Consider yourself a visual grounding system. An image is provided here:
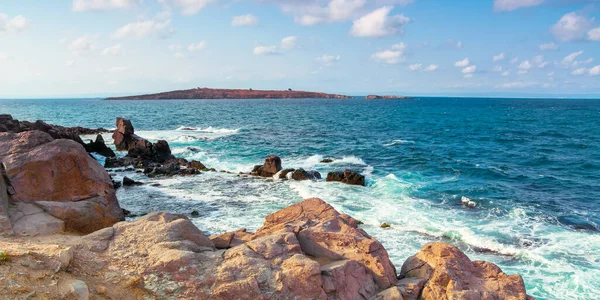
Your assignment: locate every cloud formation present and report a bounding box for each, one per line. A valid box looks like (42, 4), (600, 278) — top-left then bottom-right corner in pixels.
(371, 43), (406, 64)
(454, 58), (470, 67)
(493, 0), (544, 12)
(551, 12), (595, 42)
(0, 14), (30, 34)
(254, 45), (278, 55)
(281, 36), (297, 49)
(232, 14), (259, 26)
(113, 19), (173, 39)
(350, 6), (410, 37)
(72, 0), (139, 12)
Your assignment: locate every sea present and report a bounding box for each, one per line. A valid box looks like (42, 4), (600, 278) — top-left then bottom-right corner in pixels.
(1, 97), (599, 299)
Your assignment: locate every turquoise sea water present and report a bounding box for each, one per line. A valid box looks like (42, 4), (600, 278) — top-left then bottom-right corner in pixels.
(1, 97), (600, 299)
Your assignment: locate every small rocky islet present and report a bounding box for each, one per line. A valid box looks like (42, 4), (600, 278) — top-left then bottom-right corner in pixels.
(0, 115), (534, 299)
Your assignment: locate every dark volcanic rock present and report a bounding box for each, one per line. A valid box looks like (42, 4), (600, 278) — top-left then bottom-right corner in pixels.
(320, 158), (334, 163)
(326, 170), (365, 186)
(85, 134), (116, 157)
(278, 168), (295, 179)
(291, 168), (322, 181)
(123, 176), (143, 186)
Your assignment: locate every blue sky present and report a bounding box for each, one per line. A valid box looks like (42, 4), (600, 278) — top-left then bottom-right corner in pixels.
(1, 0), (599, 98)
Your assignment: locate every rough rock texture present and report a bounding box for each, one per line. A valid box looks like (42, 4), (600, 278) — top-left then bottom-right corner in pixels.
(106, 87), (351, 100)
(0, 131), (124, 234)
(401, 242), (529, 300)
(84, 134), (115, 157)
(257, 198), (397, 289)
(326, 170), (366, 186)
(9, 202), (65, 236)
(321, 260), (379, 300)
(251, 156), (283, 177)
(365, 95), (409, 100)
(0, 174), (13, 234)
(291, 168), (322, 181)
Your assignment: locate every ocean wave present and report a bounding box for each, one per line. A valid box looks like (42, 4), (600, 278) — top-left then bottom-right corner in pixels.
(383, 139), (415, 146)
(175, 126), (240, 134)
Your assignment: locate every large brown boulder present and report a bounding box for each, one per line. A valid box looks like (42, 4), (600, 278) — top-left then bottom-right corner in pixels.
(256, 198), (397, 289)
(250, 155), (283, 177)
(0, 131), (124, 234)
(400, 242), (529, 300)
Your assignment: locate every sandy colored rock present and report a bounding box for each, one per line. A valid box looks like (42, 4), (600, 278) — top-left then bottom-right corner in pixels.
(257, 198), (397, 289)
(401, 242), (528, 300)
(369, 286), (404, 300)
(210, 228), (254, 249)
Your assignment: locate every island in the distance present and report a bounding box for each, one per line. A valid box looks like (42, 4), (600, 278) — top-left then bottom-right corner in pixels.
(105, 87), (352, 100)
(365, 95), (411, 99)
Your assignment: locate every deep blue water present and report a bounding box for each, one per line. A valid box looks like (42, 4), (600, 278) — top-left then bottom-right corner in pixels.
(1, 97), (599, 299)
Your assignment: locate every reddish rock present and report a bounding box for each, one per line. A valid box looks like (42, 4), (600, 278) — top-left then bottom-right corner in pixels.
(401, 242), (529, 300)
(263, 155), (282, 176)
(210, 229), (254, 249)
(321, 260), (379, 299)
(0, 131), (124, 234)
(257, 198), (397, 289)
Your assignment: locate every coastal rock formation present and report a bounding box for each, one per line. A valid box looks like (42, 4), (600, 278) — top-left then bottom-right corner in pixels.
(0, 114), (108, 148)
(291, 168), (322, 181)
(400, 242), (529, 300)
(251, 155), (283, 177)
(106, 88), (351, 100)
(84, 134), (116, 157)
(0, 130), (124, 234)
(326, 170), (366, 186)
(0, 197), (532, 299)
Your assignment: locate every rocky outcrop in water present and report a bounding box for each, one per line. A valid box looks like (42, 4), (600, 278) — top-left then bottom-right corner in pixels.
(0, 130), (124, 235)
(0, 114), (110, 157)
(84, 134), (116, 157)
(105, 87), (351, 100)
(326, 170), (366, 186)
(365, 95), (410, 100)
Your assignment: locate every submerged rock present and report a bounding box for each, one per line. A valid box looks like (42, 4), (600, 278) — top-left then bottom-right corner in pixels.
(291, 168), (322, 181)
(326, 169), (366, 186)
(122, 177), (143, 186)
(320, 158), (334, 163)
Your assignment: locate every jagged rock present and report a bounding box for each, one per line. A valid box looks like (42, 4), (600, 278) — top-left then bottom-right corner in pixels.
(256, 198), (397, 289)
(0, 172), (11, 234)
(0, 131), (124, 234)
(122, 177), (143, 186)
(321, 260), (379, 299)
(395, 277), (427, 300)
(209, 229), (254, 249)
(8, 202), (65, 236)
(291, 168), (322, 181)
(263, 155), (282, 175)
(400, 242), (529, 300)
(84, 134), (115, 157)
(326, 170), (366, 186)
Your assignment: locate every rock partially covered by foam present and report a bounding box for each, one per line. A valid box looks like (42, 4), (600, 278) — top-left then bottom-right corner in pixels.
(400, 242), (530, 300)
(0, 130), (124, 234)
(326, 169), (366, 186)
(251, 155), (283, 177)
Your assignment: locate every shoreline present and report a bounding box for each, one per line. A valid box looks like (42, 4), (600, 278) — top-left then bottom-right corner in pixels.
(0, 115), (535, 299)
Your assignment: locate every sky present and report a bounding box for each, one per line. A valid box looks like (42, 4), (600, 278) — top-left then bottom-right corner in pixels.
(1, 0), (600, 98)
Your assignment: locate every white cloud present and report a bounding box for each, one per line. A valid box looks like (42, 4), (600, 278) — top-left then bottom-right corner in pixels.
(0, 14), (31, 34)
(518, 70), (529, 75)
(562, 50), (584, 66)
(462, 65), (477, 73)
(408, 63), (422, 71)
(454, 58), (470, 67)
(350, 6), (411, 37)
(174, 0), (216, 15)
(551, 12), (594, 42)
(232, 14), (259, 27)
(372, 50), (405, 64)
(285, 0), (366, 25)
(532, 55), (548, 68)
(493, 65), (503, 72)
(493, 0), (544, 12)
(588, 27), (600, 41)
(502, 71), (510, 76)
(108, 66), (128, 72)
(424, 64), (438, 72)
(68, 35), (96, 55)
(539, 42), (558, 51)
(589, 65), (600, 76)
(572, 68), (586, 75)
(188, 41), (206, 51)
(316, 54), (341, 65)
(102, 44), (122, 56)
(519, 60), (532, 70)
(510, 57), (519, 64)
(281, 36), (297, 49)
(497, 82), (537, 88)
(113, 19), (173, 39)
(254, 45), (278, 55)
(464, 74), (473, 79)
(493, 53), (505, 62)
(72, 0), (139, 12)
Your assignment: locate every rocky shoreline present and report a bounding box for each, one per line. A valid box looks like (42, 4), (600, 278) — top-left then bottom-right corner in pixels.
(0, 116), (534, 299)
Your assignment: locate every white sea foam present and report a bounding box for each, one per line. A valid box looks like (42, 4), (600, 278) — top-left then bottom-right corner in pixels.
(175, 126), (240, 134)
(383, 139), (415, 146)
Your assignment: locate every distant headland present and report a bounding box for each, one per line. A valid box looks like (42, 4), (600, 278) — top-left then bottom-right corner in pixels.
(105, 87), (351, 100)
(365, 95), (411, 100)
